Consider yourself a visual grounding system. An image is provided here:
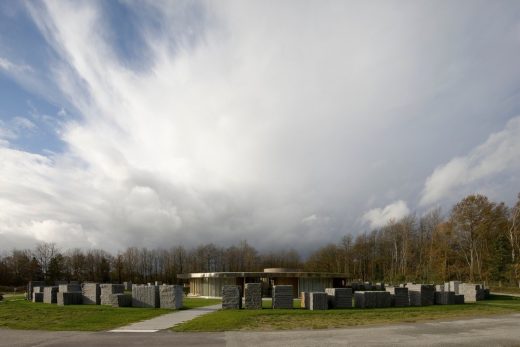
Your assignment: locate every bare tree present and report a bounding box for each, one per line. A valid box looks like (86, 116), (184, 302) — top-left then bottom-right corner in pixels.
(34, 242), (57, 281)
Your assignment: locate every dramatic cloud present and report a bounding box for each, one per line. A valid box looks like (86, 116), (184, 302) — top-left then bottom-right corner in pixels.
(362, 201), (411, 229)
(0, 1), (520, 252)
(420, 116), (520, 206)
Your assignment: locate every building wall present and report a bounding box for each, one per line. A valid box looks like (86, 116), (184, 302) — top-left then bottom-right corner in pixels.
(190, 276), (337, 297)
(190, 277), (235, 297)
(298, 277), (333, 294)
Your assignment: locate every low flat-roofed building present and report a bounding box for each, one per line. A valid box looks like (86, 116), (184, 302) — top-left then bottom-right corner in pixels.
(178, 268), (347, 298)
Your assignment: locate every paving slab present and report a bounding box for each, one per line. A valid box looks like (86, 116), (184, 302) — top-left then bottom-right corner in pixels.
(109, 304), (221, 332)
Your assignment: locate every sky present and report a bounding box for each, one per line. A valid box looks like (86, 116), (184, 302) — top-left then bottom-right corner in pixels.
(1, 0), (520, 253)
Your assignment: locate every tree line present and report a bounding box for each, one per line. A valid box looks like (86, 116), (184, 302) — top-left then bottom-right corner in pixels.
(1, 193), (519, 287)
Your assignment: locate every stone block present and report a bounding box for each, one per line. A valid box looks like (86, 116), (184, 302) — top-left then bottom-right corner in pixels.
(375, 291), (391, 308)
(454, 294), (465, 304)
(244, 283), (262, 309)
(300, 292), (310, 309)
(32, 292), (44, 303)
(449, 281), (461, 294)
(43, 286), (58, 304)
(132, 285), (160, 308)
(100, 284), (124, 305)
(386, 287), (409, 307)
(272, 285), (293, 309)
(26, 281), (44, 301)
(434, 291), (455, 305)
(325, 288), (352, 309)
(459, 283), (486, 302)
(59, 284), (82, 293)
(82, 283), (101, 305)
(109, 293), (132, 307)
(308, 292), (328, 310)
(407, 284), (435, 306)
(354, 291), (377, 308)
(159, 285), (184, 309)
(57, 292), (83, 305)
(222, 285), (242, 309)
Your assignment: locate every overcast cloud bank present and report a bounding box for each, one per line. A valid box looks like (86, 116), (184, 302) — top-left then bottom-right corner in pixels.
(1, 1), (520, 252)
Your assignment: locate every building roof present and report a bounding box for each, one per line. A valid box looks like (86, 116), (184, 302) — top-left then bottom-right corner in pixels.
(178, 271), (348, 279)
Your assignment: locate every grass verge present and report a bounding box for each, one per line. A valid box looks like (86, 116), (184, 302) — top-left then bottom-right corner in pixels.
(172, 295), (520, 332)
(0, 295), (220, 331)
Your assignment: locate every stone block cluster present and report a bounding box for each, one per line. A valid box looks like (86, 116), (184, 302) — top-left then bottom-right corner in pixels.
(29, 281), (183, 309)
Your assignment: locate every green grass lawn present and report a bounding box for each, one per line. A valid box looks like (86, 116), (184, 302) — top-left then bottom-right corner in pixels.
(0, 295), (220, 331)
(173, 295), (520, 332)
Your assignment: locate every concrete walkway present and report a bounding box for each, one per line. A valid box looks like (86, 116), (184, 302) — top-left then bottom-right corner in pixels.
(109, 304), (221, 333)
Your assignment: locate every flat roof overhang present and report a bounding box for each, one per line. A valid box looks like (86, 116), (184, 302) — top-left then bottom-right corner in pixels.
(178, 272), (348, 279)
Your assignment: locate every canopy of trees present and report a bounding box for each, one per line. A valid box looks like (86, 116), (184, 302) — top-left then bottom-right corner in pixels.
(1, 193), (519, 287)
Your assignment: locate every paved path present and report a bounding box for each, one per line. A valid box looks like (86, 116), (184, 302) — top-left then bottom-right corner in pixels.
(3, 313), (520, 346)
(109, 304), (221, 332)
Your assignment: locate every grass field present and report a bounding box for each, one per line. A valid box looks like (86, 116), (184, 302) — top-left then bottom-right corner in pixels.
(0, 295), (220, 331)
(173, 295), (520, 332)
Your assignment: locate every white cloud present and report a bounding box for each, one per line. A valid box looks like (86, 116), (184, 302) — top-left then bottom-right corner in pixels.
(362, 200), (411, 229)
(420, 116), (520, 206)
(1, 1), (520, 251)
(0, 57), (32, 72)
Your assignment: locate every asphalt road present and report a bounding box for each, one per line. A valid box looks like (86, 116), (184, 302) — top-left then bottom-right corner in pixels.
(2, 314), (520, 347)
